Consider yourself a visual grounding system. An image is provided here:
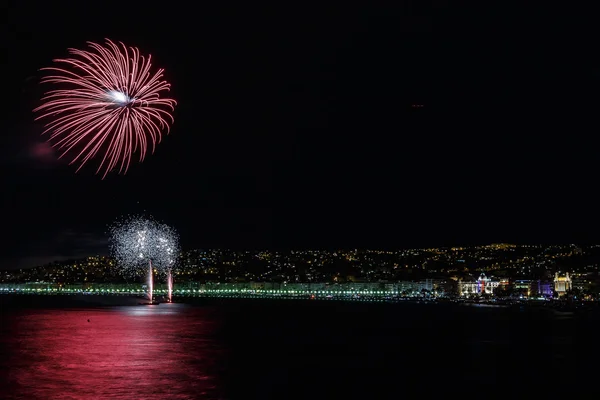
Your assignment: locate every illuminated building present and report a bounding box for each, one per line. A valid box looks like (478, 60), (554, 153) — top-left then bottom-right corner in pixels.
(458, 274), (500, 296)
(554, 273), (572, 296)
(536, 281), (553, 297)
(513, 280), (531, 294)
(512, 279), (552, 297)
(570, 273), (591, 291)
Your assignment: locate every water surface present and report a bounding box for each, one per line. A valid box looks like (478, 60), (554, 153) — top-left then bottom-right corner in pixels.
(1, 297), (597, 399)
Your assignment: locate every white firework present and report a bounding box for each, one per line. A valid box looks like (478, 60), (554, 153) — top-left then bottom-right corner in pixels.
(109, 215), (179, 277)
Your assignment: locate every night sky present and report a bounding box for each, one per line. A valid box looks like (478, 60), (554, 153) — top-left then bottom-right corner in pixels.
(1, 3), (600, 269)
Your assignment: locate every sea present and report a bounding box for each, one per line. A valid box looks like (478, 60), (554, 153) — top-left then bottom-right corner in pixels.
(0, 296), (598, 399)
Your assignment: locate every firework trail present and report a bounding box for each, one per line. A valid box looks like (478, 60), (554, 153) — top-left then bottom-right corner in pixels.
(34, 39), (177, 178)
(109, 215), (179, 278)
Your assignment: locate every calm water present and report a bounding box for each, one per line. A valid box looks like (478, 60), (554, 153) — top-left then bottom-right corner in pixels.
(1, 297), (598, 399)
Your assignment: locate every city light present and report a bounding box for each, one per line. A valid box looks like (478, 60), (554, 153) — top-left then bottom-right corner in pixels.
(0, 243), (597, 302)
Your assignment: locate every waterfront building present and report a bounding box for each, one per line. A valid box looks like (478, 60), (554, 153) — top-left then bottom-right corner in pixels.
(513, 279), (531, 296)
(535, 280), (553, 297)
(554, 273), (572, 296)
(458, 274), (500, 296)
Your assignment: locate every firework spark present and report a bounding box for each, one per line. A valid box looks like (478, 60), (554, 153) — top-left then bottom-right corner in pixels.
(109, 215), (179, 278)
(34, 39), (177, 178)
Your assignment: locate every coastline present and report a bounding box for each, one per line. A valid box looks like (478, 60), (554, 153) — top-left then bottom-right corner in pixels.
(1, 292), (598, 316)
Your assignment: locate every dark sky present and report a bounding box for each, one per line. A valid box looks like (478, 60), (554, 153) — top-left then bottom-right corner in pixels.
(1, 3), (600, 268)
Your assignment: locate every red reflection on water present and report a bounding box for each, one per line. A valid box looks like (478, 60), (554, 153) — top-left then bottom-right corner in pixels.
(3, 304), (224, 399)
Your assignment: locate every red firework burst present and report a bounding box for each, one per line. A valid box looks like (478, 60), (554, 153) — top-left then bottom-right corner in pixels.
(34, 39), (177, 178)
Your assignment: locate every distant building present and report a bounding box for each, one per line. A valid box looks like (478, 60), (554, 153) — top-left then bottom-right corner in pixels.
(458, 274), (500, 296)
(570, 274), (590, 292)
(536, 280), (553, 297)
(554, 273), (572, 296)
(513, 280), (531, 295)
(496, 279), (551, 298)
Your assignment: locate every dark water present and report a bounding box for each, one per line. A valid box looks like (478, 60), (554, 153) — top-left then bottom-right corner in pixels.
(1, 297), (598, 399)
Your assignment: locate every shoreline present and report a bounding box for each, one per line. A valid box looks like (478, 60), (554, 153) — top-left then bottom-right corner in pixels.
(1, 292), (597, 314)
